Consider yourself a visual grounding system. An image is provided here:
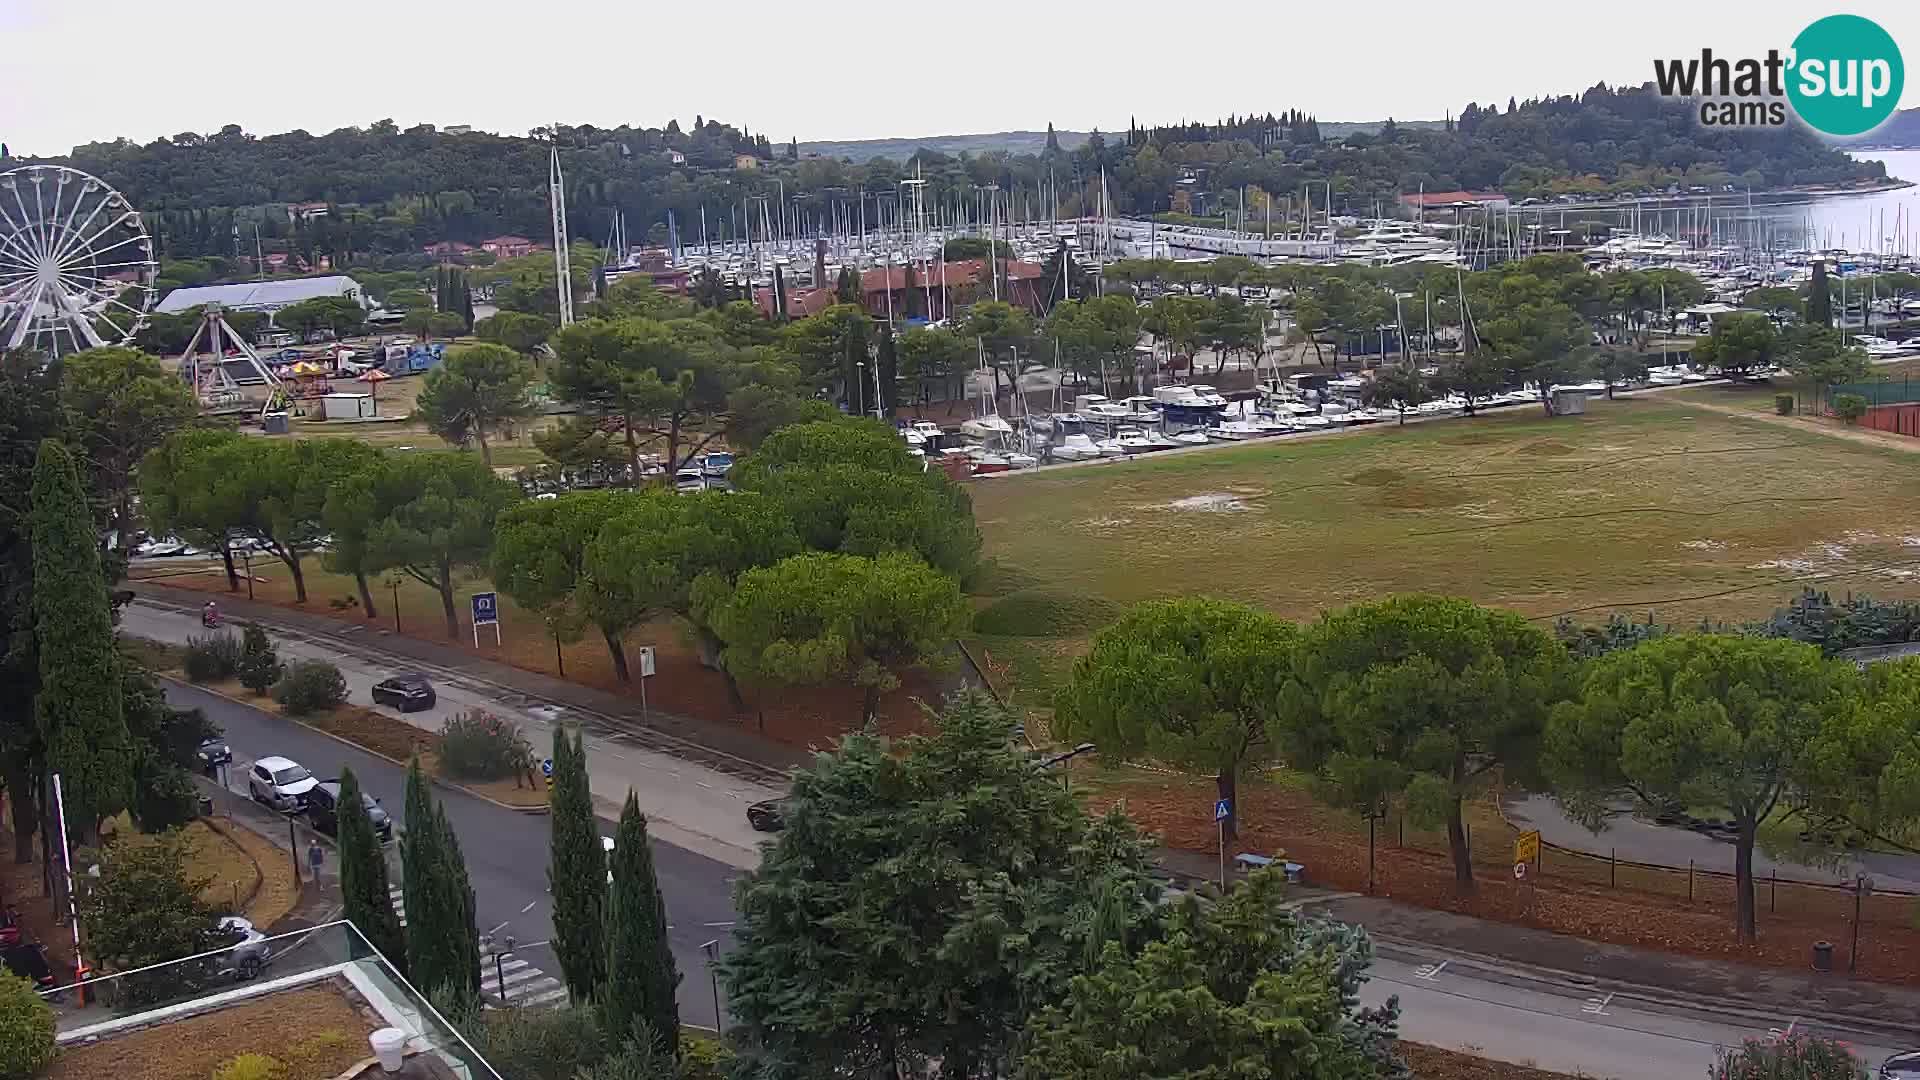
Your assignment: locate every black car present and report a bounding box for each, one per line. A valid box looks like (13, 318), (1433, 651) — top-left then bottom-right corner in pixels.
(306, 781), (393, 843)
(1882, 1051), (1920, 1079)
(746, 798), (788, 832)
(372, 673), (436, 712)
(197, 736), (233, 770)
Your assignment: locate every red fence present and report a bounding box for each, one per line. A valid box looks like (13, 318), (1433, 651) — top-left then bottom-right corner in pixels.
(1863, 403), (1920, 437)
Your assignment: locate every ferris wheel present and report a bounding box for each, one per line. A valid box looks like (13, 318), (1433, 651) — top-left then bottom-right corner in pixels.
(0, 165), (158, 356)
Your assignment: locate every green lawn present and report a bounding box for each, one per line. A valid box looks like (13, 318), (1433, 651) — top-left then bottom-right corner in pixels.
(968, 395), (1920, 703)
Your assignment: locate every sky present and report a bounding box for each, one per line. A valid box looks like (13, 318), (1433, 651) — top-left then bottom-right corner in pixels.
(5, 1), (1920, 156)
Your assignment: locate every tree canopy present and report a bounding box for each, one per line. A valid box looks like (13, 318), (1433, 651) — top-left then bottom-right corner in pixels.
(414, 344), (538, 465)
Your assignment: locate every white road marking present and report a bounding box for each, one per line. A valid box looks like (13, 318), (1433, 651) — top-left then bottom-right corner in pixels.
(520, 901), (538, 913)
(486, 920), (511, 936)
(1582, 993), (1614, 1016)
(1414, 961), (1449, 981)
(702, 921), (735, 928)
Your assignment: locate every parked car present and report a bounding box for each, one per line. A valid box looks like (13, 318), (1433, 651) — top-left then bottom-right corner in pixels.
(674, 469), (706, 493)
(1882, 1051), (1920, 1078)
(217, 916), (272, 980)
(698, 452), (734, 478)
(306, 781), (393, 843)
(746, 798), (788, 832)
(372, 673), (436, 712)
(197, 736), (233, 771)
(247, 756), (318, 811)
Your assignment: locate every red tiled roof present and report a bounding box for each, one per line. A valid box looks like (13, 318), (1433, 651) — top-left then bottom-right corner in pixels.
(483, 235), (535, 246)
(858, 259), (1042, 293)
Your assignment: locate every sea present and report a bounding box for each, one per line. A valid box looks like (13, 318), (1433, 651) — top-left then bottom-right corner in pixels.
(1756, 149), (1920, 254)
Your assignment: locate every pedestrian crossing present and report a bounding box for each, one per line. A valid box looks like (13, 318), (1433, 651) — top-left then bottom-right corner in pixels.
(388, 886), (568, 1008)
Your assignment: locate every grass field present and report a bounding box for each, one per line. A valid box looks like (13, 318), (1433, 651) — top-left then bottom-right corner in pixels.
(969, 393), (1920, 702)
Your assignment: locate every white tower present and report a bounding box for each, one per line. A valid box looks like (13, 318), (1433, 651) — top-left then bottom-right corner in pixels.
(550, 146), (575, 326)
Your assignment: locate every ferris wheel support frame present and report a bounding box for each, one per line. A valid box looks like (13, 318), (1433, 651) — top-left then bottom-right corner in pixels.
(178, 303), (283, 420)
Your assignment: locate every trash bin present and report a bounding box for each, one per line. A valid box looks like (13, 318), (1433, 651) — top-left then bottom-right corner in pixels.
(1812, 940), (1834, 972)
(198, 795), (214, 818)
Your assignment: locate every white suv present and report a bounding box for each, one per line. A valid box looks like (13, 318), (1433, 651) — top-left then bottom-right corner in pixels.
(248, 756), (318, 811)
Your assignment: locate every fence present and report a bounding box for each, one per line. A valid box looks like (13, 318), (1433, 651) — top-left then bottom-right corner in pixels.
(1861, 403), (1920, 437)
(1828, 378), (1920, 407)
(1384, 807), (1920, 931)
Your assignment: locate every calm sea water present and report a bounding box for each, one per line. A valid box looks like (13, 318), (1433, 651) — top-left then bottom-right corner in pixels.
(1763, 150), (1920, 253)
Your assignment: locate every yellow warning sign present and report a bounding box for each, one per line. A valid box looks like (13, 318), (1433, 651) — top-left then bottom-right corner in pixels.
(1513, 829), (1541, 864)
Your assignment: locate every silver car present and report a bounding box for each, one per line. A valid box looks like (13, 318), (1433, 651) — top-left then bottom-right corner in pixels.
(247, 756), (318, 811)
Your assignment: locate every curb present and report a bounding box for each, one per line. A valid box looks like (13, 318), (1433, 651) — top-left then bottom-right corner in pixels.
(198, 816), (267, 914)
(164, 675), (552, 816)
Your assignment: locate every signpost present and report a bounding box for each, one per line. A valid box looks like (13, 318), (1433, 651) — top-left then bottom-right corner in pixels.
(1513, 829), (1541, 865)
(471, 592), (501, 648)
(637, 646), (656, 721)
(1214, 798), (1231, 890)
(541, 757), (554, 790)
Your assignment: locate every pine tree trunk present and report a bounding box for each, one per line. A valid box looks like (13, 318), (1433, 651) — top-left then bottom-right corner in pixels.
(1734, 821), (1758, 943)
(623, 411), (639, 486)
(861, 684), (880, 728)
(355, 570), (378, 619)
(286, 549), (309, 603)
(1446, 796), (1475, 891)
(604, 628), (631, 682)
(476, 428), (492, 468)
(439, 571), (458, 639)
(221, 547), (240, 592)
(5, 759), (38, 864)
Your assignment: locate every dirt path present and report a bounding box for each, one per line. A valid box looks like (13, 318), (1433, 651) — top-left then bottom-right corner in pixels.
(1678, 395), (1920, 454)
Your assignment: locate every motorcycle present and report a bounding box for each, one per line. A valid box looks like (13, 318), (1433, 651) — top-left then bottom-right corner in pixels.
(201, 608), (222, 629)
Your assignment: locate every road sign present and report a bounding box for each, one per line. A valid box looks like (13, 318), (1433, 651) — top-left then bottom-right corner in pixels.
(540, 758), (553, 778)
(1513, 829), (1541, 864)
(1214, 799), (1231, 822)
(638, 645), (656, 678)
(471, 592), (502, 647)
(1513, 862), (1529, 881)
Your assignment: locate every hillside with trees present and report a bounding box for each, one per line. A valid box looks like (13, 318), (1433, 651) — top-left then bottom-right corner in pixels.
(19, 83), (1881, 266)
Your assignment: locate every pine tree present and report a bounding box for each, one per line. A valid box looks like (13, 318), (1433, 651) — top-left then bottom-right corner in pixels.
(458, 272), (474, 327)
(548, 729), (606, 1002)
(402, 757), (481, 1008)
(31, 439), (131, 843)
(603, 793), (679, 1057)
(1810, 260), (1833, 327)
(337, 766), (405, 972)
(1045, 123), (1062, 155)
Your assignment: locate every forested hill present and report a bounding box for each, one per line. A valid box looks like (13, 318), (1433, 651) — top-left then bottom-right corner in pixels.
(1828, 106), (1920, 148)
(15, 84), (1881, 263)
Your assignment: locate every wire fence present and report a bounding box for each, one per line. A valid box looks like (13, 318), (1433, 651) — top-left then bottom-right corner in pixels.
(1384, 809), (1920, 930)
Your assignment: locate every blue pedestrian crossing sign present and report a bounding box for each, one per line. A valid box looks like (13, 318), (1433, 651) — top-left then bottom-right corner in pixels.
(540, 758), (553, 778)
(1214, 799), (1231, 822)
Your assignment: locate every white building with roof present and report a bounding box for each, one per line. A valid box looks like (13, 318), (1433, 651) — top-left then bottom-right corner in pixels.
(155, 275), (365, 315)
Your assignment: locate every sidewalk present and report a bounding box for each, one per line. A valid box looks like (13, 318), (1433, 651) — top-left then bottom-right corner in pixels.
(130, 590), (781, 869)
(1156, 846), (1920, 1046)
(196, 775), (342, 934)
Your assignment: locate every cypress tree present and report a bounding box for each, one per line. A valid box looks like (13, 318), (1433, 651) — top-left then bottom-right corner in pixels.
(603, 792), (679, 1057)
(458, 272), (474, 327)
(402, 757), (479, 1008)
(337, 766), (405, 972)
(31, 439), (131, 843)
(548, 729), (606, 1002)
(1810, 260), (1833, 327)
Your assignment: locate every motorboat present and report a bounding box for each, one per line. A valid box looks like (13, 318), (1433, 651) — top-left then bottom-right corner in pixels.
(1645, 367), (1686, 386)
(1293, 414), (1331, 430)
(1345, 408), (1383, 425)
(1092, 437), (1126, 457)
(1207, 420), (1266, 441)
(1116, 428), (1178, 454)
(1168, 429), (1211, 446)
(1081, 401), (1134, 423)
(1004, 452), (1038, 469)
(1052, 434), (1104, 461)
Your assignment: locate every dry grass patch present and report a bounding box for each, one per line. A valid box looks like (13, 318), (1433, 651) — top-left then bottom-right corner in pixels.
(44, 984), (375, 1080)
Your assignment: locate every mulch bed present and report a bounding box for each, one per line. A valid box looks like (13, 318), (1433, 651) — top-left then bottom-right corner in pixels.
(1090, 772), (1920, 986)
(45, 983), (376, 1080)
(1400, 1042), (1585, 1080)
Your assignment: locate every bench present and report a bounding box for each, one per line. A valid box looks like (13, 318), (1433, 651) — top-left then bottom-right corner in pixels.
(1234, 853), (1305, 883)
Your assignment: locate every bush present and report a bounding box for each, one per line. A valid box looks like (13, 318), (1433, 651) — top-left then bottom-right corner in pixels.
(1832, 392), (1869, 425)
(236, 624), (283, 695)
(0, 973), (55, 1078)
(437, 709), (534, 782)
(468, 1004), (607, 1080)
(273, 660), (348, 716)
(679, 1030), (735, 1080)
(211, 1053), (286, 1080)
(1710, 1035), (1864, 1079)
(184, 631), (243, 683)
(972, 588), (1121, 637)
(132, 763), (201, 832)
(1775, 393), (1795, 416)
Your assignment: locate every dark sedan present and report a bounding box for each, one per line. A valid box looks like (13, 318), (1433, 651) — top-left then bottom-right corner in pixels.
(197, 736), (233, 771)
(305, 781), (393, 843)
(746, 798), (788, 832)
(371, 673), (436, 713)
(1883, 1051), (1920, 1079)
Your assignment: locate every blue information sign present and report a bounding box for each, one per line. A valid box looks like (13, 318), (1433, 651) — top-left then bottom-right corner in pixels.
(540, 758), (554, 778)
(1214, 799), (1231, 822)
(471, 591), (499, 626)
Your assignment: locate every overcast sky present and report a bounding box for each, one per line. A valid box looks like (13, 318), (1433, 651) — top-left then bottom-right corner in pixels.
(5, 0), (1919, 155)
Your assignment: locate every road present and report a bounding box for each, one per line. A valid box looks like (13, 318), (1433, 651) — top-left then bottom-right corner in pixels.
(166, 680), (741, 1028)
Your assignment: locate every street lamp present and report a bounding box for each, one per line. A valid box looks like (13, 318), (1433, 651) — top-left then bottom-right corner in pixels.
(1034, 743), (1097, 790)
(700, 938), (722, 1030)
(385, 573), (401, 634)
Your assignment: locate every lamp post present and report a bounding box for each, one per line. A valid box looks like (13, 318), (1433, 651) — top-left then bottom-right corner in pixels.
(241, 544), (254, 601)
(387, 575), (401, 634)
(701, 938), (722, 1029)
(1034, 743), (1097, 791)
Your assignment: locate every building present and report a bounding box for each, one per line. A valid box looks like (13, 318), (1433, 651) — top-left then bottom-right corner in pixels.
(155, 274), (365, 315)
(480, 235), (537, 259)
(1398, 190), (1512, 212)
(423, 240), (477, 259)
(287, 202), (330, 221)
(443, 124), (474, 135)
(734, 154), (760, 171)
(603, 249), (692, 295)
(752, 259), (1049, 322)
(665, 149), (687, 165)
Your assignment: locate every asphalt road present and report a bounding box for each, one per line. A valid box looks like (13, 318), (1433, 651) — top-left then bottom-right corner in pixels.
(165, 680), (741, 1028)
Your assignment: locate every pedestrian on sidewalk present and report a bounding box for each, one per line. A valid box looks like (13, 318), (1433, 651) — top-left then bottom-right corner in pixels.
(307, 839), (325, 882)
